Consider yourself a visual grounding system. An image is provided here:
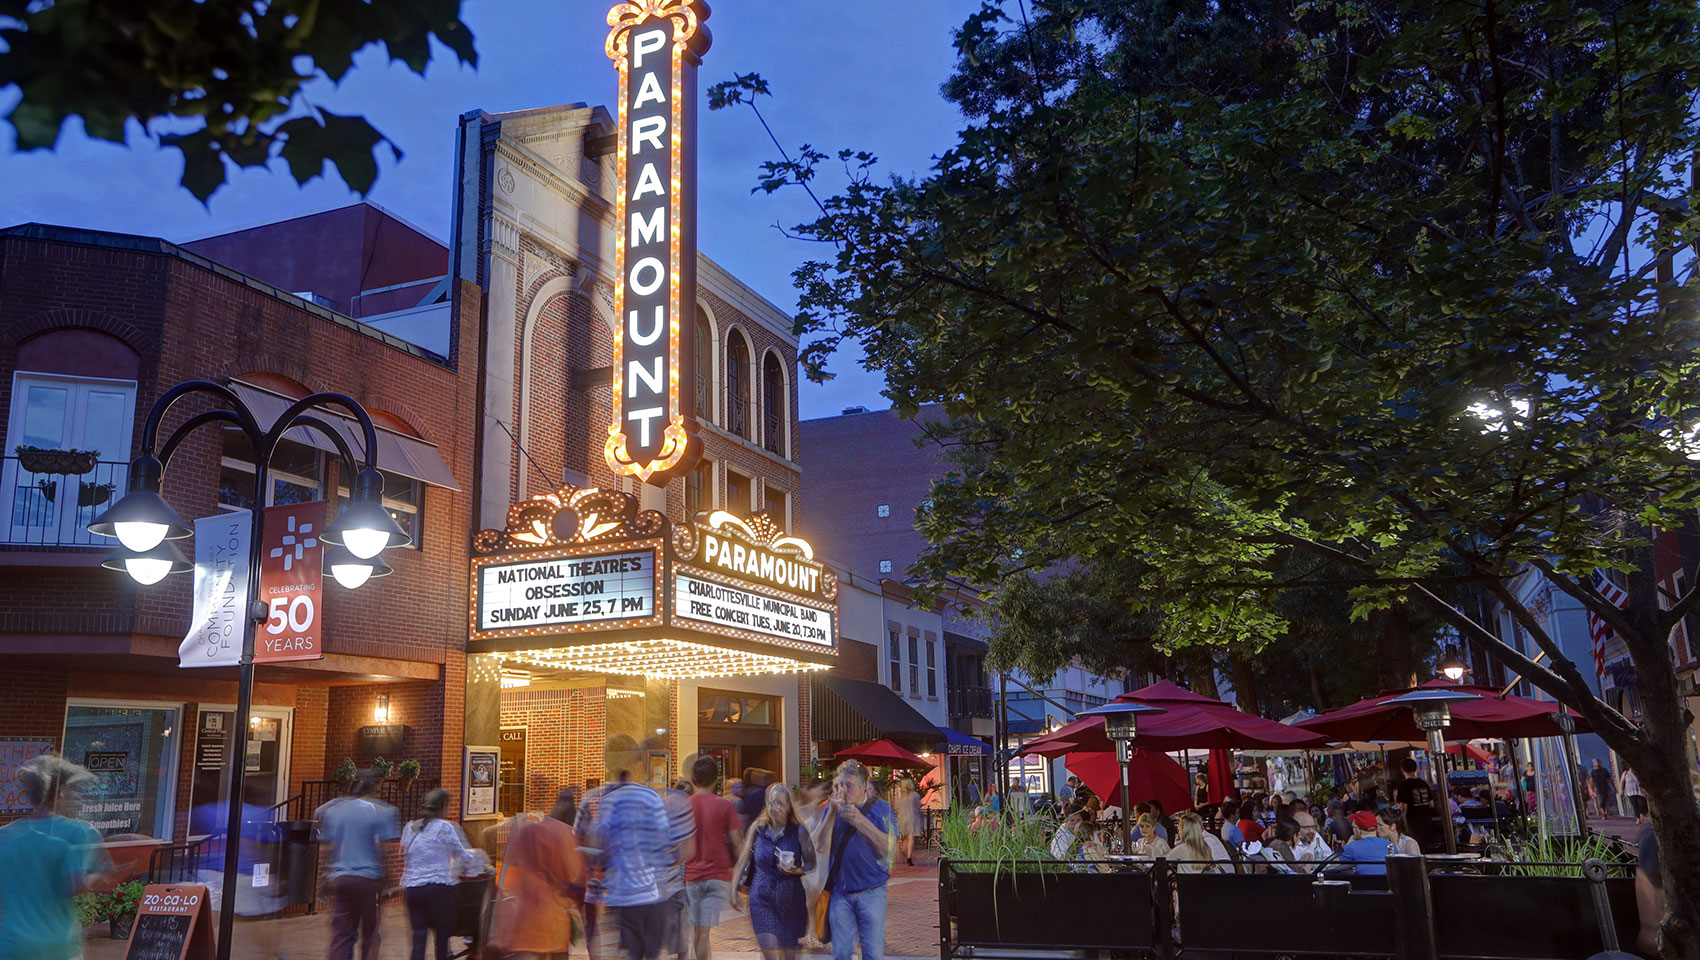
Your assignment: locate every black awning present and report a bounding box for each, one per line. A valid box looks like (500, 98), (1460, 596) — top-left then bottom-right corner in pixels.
(812, 675), (941, 751)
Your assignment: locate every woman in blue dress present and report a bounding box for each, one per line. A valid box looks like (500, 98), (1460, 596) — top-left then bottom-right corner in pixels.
(731, 782), (817, 960)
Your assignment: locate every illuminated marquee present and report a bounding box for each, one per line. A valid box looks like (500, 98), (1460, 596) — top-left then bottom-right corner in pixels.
(675, 511), (834, 600)
(604, 0), (711, 482)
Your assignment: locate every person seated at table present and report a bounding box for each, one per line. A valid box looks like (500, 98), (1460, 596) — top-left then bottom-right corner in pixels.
(1050, 810), (1088, 860)
(1149, 798), (1177, 843)
(1218, 800), (1245, 848)
(1263, 818), (1299, 863)
(1129, 803), (1170, 844)
(1236, 802), (1266, 844)
(1170, 812), (1231, 874)
(1457, 788), (1493, 821)
(1292, 815), (1333, 863)
(1376, 808), (1421, 856)
(1131, 812), (1171, 858)
(1337, 812), (1397, 876)
(1324, 800), (1353, 846)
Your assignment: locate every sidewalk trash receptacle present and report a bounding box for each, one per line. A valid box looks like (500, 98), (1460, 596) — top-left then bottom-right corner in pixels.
(280, 820), (317, 905)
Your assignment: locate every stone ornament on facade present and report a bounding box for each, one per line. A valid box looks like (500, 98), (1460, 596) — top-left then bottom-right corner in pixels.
(472, 483), (669, 555)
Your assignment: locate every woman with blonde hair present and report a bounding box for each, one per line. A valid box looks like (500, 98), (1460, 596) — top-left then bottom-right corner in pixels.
(732, 782), (817, 960)
(1169, 811), (1230, 874)
(1132, 812), (1171, 857)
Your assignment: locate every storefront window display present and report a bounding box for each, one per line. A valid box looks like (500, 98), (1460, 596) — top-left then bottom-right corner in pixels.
(61, 700), (181, 839)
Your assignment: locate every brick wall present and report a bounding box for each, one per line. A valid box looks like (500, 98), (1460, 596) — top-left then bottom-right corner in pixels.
(499, 686), (608, 810)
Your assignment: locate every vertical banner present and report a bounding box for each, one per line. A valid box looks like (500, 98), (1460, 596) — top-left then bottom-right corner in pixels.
(257, 502), (325, 663)
(180, 510), (252, 668)
(604, 0), (710, 483)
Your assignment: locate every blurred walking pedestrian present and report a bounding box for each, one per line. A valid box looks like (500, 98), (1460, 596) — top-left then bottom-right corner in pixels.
(401, 788), (482, 960)
(732, 783), (816, 960)
(487, 789), (586, 960)
(816, 760), (897, 960)
(317, 768), (400, 960)
(684, 757), (742, 960)
(589, 737), (691, 960)
(0, 755), (111, 960)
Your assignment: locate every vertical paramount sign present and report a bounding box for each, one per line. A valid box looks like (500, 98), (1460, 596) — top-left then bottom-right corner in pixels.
(605, 0), (711, 483)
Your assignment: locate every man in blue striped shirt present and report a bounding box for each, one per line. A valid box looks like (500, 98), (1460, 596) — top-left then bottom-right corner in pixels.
(589, 736), (695, 960)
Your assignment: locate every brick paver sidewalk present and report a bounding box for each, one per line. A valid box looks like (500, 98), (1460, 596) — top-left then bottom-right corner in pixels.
(83, 853), (941, 960)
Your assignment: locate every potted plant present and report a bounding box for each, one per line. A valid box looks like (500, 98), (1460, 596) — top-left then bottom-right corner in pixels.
(73, 891), (103, 931)
(334, 756), (358, 787)
(398, 759), (421, 785)
(14, 445), (100, 475)
(78, 480), (117, 507)
(103, 880), (144, 940)
(371, 755), (393, 780)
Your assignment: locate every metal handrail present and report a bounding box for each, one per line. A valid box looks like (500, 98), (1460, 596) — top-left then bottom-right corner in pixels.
(0, 457), (130, 546)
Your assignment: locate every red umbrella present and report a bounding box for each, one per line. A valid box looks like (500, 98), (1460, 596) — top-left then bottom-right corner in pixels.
(832, 739), (933, 771)
(1019, 680), (1327, 755)
(1298, 680), (1590, 742)
(1066, 748), (1192, 812)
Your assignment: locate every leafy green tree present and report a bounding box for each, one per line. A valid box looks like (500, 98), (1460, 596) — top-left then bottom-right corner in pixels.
(716, 0), (1700, 952)
(0, 0), (476, 201)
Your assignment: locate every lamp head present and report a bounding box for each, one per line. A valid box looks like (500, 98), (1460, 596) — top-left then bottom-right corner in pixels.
(87, 456), (191, 551)
(101, 538), (192, 585)
(1438, 645), (1468, 683)
(1387, 688), (1478, 732)
(326, 543), (392, 589)
(323, 468), (409, 558)
(1080, 701), (1167, 741)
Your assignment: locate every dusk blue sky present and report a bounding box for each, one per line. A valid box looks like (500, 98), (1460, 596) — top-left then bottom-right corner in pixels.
(0, 1), (976, 419)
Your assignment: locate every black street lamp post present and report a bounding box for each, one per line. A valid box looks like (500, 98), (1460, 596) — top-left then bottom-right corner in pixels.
(88, 380), (408, 960)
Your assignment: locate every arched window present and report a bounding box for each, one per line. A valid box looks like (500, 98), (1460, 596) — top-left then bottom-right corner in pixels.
(762, 352), (785, 456)
(694, 305), (713, 424)
(727, 333), (750, 439)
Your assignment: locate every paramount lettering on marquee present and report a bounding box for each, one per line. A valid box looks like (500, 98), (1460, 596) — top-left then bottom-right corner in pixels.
(478, 551), (656, 632)
(604, 0), (710, 482)
(674, 574), (834, 646)
(700, 531), (823, 596)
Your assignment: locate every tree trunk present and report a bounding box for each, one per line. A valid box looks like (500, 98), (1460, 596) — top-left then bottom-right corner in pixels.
(1373, 605), (1417, 691)
(1230, 654), (1259, 714)
(1189, 653), (1221, 700)
(1619, 548), (1700, 960)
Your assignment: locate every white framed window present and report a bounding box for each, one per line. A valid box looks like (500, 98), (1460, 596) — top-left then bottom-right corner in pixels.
(62, 699), (182, 840)
(888, 630), (902, 693)
(3, 372), (135, 545)
(685, 458), (715, 517)
(219, 428), (324, 512)
(908, 634), (921, 697)
(926, 637), (938, 698)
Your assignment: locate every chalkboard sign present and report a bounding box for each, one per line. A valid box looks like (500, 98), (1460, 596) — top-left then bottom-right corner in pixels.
(124, 884), (213, 960)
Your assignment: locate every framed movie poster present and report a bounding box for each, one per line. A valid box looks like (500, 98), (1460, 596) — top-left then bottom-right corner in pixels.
(463, 745), (499, 820)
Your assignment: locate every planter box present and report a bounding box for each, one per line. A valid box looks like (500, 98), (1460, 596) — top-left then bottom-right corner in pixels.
(1430, 873), (1636, 960)
(1176, 872), (1395, 956)
(948, 866), (1155, 951)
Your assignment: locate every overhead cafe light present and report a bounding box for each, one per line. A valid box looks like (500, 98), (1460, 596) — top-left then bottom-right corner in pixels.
(606, 687), (645, 700)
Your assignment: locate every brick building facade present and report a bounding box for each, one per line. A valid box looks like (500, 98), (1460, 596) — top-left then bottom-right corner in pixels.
(452, 101), (826, 804)
(0, 219), (477, 844)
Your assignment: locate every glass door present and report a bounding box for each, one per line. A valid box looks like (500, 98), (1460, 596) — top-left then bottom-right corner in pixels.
(3, 373), (135, 544)
(188, 705), (293, 838)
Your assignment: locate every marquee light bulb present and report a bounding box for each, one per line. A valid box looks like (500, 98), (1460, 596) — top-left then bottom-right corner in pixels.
(114, 520), (169, 553)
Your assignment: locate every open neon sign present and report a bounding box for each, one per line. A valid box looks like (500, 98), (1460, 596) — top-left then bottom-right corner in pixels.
(605, 0), (710, 482)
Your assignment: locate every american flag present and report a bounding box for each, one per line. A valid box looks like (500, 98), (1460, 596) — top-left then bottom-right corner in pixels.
(1588, 571), (1629, 679)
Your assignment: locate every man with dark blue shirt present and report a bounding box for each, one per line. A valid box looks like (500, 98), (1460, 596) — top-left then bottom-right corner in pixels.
(815, 760), (897, 960)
